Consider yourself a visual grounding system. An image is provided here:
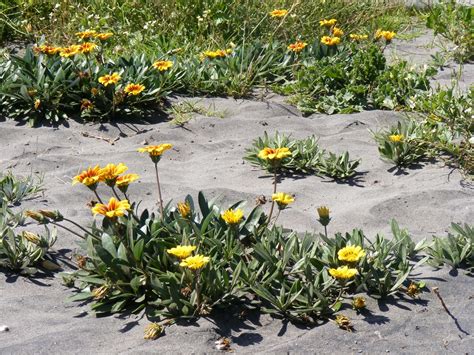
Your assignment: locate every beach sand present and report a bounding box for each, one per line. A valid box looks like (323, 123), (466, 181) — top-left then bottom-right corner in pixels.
(1, 32), (473, 354)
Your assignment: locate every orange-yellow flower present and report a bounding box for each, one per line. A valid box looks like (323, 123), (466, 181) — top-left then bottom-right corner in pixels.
(258, 147), (292, 162)
(332, 27), (344, 37)
(124, 83), (145, 96)
(34, 99), (41, 110)
(59, 45), (81, 58)
(389, 134), (404, 143)
(152, 60), (173, 71)
(79, 42), (97, 54)
(201, 49), (232, 60)
(34, 45), (60, 55)
(92, 197), (130, 218)
(115, 174), (139, 192)
(321, 36), (341, 46)
(99, 163), (128, 185)
(329, 266), (358, 280)
(288, 40), (308, 53)
(375, 29), (396, 41)
(95, 32), (113, 40)
(349, 34), (368, 41)
(177, 202), (191, 218)
(72, 165), (102, 188)
(98, 72), (121, 86)
(269, 9), (288, 18)
(75, 30), (97, 40)
(320, 19), (337, 27)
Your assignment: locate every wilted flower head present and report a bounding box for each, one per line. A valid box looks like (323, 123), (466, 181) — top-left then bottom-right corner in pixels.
(177, 202), (191, 218)
(38, 210), (63, 222)
(80, 99), (94, 111)
(180, 254), (210, 270)
(22, 231), (41, 245)
(92, 284), (109, 300)
(221, 208), (244, 225)
(124, 83), (145, 96)
(167, 245), (196, 259)
(73, 165), (102, 189)
(25, 210), (48, 224)
(329, 266), (358, 280)
(152, 60), (173, 71)
(335, 314), (353, 331)
(91, 197), (130, 218)
(287, 40), (308, 53)
(338, 245), (366, 263)
(352, 296), (366, 311)
(269, 9), (288, 17)
(144, 323), (163, 340)
(272, 192), (295, 209)
(406, 282), (423, 298)
(34, 99), (41, 110)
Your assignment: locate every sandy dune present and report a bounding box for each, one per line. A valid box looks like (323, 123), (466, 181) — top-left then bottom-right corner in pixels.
(1, 95), (473, 353)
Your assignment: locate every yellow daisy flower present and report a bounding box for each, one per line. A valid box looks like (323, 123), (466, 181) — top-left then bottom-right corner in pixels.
(221, 208), (244, 225)
(179, 254), (210, 270)
(152, 60), (173, 71)
(92, 197), (130, 218)
(124, 83), (145, 96)
(269, 9), (288, 18)
(167, 245), (197, 259)
(329, 266), (358, 280)
(337, 245), (366, 263)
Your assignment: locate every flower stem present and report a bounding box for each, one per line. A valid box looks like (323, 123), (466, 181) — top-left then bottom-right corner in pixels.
(154, 163), (164, 218)
(62, 218), (98, 240)
(267, 169), (278, 223)
(93, 190), (103, 204)
(51, 221), (86, 240)
(111, 186), (121, 200)
(195, 270), (202, 314)
(324, 225), (328, 239)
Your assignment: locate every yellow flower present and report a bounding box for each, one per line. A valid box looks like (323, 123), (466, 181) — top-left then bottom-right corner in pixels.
(34, 99), (41, 110)
(201, 49), (232, 60)
(287, 40), (308, 53)
(167, 245), (197, 259)
(152, 60), (173, 71)
(180, 254), (210, 270)
(75, 29), (97, 40)
(375, 29), (396, 41)
(80, 99), (94, 111)
(389, 134), (404, 143)
(319, 19), (337, 27)
(337, 245), (366, 263)
(95, 32), (113, 41)
(99, 163), (128, 185)
(34, 45), (60, 55)
(79, 42), (97, 54)
(91, 197), (130, 218)
(138, 144), (173, 163)
(124, 83), (145, 96)
(317, 206), (330, 219)
(272, 192), (294, 209)
(98, 72), (121, 86)
(221, 208), (244, 225)
(258, 147), (292, 162)
(352, 296), (366, 310)
(349, 34), (368, 41)
(321, 36), (341, 46)
(144, 323), (163, 340)
(59, 45), (81, 58)
(329, 266), (358, 280)
(269, 9), (288, 18)
(115, 173), (139, 193)
(72, 165), (102, 188)
(332, 27), (344, 37)
(177, 202), (191, 218)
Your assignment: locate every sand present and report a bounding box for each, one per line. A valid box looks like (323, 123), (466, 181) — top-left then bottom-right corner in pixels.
(1, 32), (474, 354)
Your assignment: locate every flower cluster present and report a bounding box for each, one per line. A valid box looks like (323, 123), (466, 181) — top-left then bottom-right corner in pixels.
(201, 49), (232, 60)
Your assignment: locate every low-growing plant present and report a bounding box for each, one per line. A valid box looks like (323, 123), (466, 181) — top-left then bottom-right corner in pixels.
(244, 131), (360, 180)
(0, 205), (57, 275)
(166, 100), (226, 127)
(426, 223), (473, 271)
(0, 171), (43, 206)
(426, 0), (474, 63)
(372, 120), (426, 167)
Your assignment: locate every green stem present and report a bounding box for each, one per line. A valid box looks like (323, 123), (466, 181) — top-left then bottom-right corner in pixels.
(154, 163), (164, 218)
(62, 217), (98, 240)
(267, 169), (278, 223)
(51, 221), (86, 240)
(93, 190), (103, 204)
